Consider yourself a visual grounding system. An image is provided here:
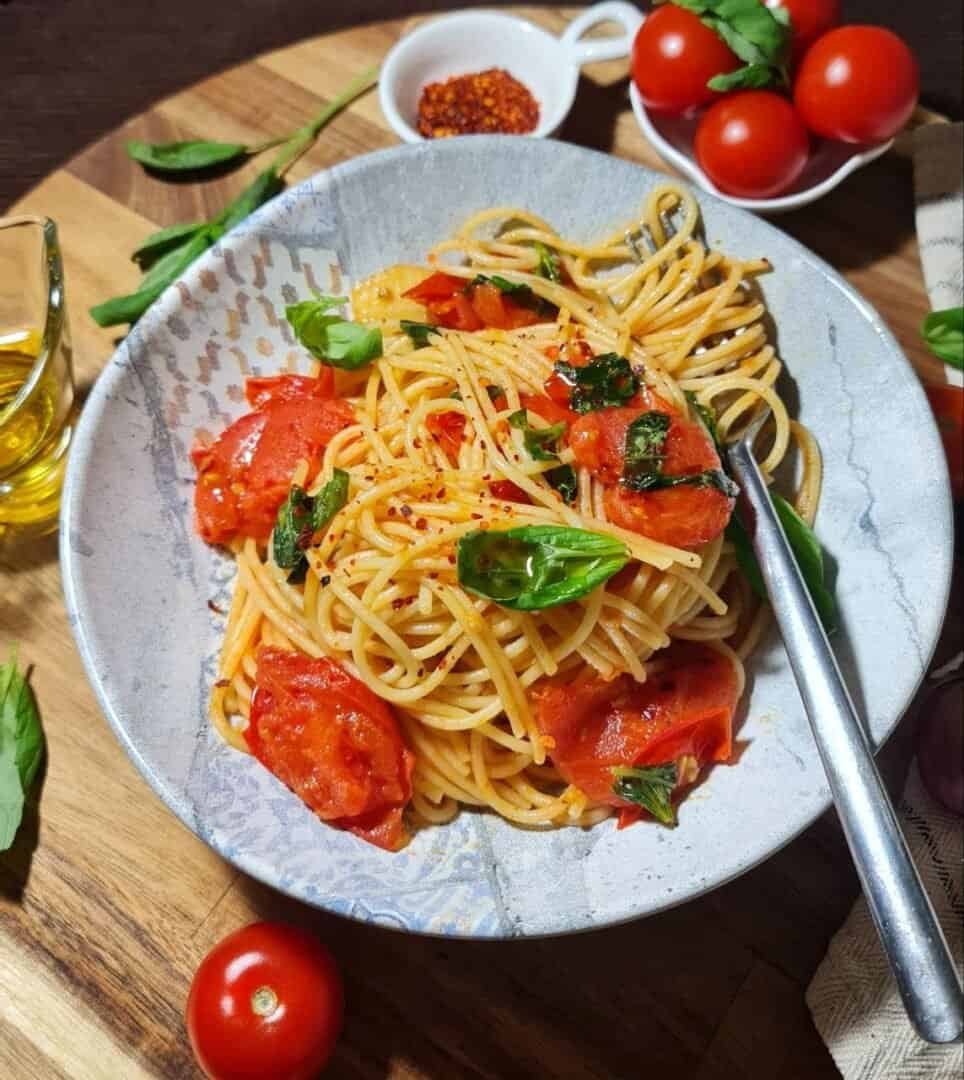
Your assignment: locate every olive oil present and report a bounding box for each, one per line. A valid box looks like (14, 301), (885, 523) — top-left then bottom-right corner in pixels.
(0, 327), (74, 532)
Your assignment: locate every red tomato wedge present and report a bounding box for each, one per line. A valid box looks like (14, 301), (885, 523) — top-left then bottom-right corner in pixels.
(532, 642), (739, 822)
(568, 388), (734, 549)
(403, 272), (552, 331)
(192, 375), (354, 546)
(489, 479), (531, 504)
(245, 370), (335, 407)
(425, 410), (467, 462)
(245, 648), (415, 852)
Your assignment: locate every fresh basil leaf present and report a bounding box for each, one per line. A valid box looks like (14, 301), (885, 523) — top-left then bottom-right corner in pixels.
(457, 525), (628, 611)
(311, 469), (350, 532)
(132, 222), (206, 269)
(546, 464), (578, 504)
(286, 295), (383, 370)
(0, 649), (44, 851)
(684, 391), (720, 450)
(400, 320), (438, 349)
(272, 486), (315, 570)
(726, 495), (836, 633)
(127, 139), (250, 173)
(555, 353), (638, 414)
(624, 411), (670, 487)
(533, 241), (562, 284)
(922, 307), (964, 370)
(612, 763), (678, 826)
(708, 62), (777, 91)
(507, 409), (566, 462)
(626, 467), (739, 497)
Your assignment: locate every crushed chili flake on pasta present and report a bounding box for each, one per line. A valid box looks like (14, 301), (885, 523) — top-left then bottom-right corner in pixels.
(417, 68), (539, 138)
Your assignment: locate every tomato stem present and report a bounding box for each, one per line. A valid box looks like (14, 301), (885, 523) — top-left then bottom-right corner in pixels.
(251, 985), (279, 1017)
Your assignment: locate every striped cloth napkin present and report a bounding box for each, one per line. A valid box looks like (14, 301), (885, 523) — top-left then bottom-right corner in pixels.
(806, 121), (963, 1079)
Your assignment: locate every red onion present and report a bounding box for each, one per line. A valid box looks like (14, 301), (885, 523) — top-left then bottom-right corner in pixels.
(916, 678), (964, 817)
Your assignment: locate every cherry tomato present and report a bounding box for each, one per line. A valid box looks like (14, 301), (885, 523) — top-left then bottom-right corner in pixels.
(793, 26), (919, 143)
(425, 410), (468, 462)
(186, 921), (343, 1080)
(246, 648), (414, 850)
(192, 379), (355, 545)
(631, 5), (740, 115)
(533, 642), (739, 822)
(925, 384), (963, 502)
(695, 90), (810, 199)
(765, 0), (840, 63)
(568, 388), (734, 549)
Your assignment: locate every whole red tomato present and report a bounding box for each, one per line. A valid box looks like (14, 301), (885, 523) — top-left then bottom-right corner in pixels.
(631, 5), (740, 115)
(694, 91), (810, 199)
(186, 922), (344, 1080)
(793, 26), (919, 143)
(765, 0), (840, 63)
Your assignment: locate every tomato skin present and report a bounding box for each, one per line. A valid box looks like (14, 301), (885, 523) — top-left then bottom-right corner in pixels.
(245, 371), (335, 407)
(765, 0), (840, 63)
(793, 26), (919, 143)
(193, 376), (354, 545)
(569, 388), (733, 549)
(186, 921), (343, 1080)
(695, 91), (810, 199)
(246, 648), (414, 851)
(532, 642), (739, 815)
(402, 271), (467, 302)
(427, 292), (484, 332)
(631, 5), (740, 115)
(426, 410), (468, 462)
(519, 392), (576, 427)
(925, 384), (963, 502)
(490, 479), (531, 504)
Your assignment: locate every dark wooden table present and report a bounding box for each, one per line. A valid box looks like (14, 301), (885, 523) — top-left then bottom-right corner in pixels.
(1, 6), (961, 1079)
(1, 0), (962, 211)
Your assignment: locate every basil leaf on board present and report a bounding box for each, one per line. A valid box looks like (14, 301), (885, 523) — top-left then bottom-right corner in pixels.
(286, 295), (383, 370)
(726, 495), (836, 633)
(507, 410), (566, 462)
(457, 525), (629, 610)
(623, 411), (670, 486)
(400, 320), (439, 349)
(0, 650), (44, 852)
(546, 464), (578, 504)
(131, 222), (206, 269)
(684, 390), (720, 450)
(921, 307), (964, 370)
(555, 353), (639, 414)
(126, 139), (251, 173)
(533, 241), (562, 283)
(612, 763), (678, 826)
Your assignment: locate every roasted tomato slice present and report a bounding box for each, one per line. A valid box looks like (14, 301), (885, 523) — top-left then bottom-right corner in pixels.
(192, 375), (354, 546)
(489, 479), (531, 503)
(245, 648), (415, 851)
(532, 642), (739, 823)
(427, 293), (484, 332)
(402, 271), (467, 303)
(245, 370), (335, 407)
(569, 387), (733, 549)
(425, 410), (467, 462)
(518, 392), (577, 428)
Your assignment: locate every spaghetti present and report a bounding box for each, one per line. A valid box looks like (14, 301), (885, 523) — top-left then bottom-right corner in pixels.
(199, 183), (822, 847)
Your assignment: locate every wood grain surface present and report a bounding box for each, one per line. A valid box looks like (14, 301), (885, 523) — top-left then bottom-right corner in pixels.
(1, 10), (959, 1078)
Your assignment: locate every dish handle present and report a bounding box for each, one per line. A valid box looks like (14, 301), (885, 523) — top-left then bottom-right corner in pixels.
(561, 1), (644, 66)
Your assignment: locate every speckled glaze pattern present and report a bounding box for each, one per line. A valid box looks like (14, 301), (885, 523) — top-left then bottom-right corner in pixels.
(61, 138), (953, 938)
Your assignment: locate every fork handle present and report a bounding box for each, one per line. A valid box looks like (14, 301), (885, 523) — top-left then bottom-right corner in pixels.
(727, 439), (963, 1044)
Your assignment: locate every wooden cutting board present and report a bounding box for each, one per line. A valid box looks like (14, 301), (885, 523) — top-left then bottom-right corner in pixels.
(2, 9), (956, 1079)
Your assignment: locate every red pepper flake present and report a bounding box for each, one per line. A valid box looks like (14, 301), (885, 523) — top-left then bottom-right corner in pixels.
(320, 575), (331, 587)
(417, 68), (539, 139)
(400, 504), (413, 518)
(387, 506), (396, 516)
(214, 678), (230, 688)
(207, 599), (225, 615)
(415, 517), (428, 530)
(447, 554), (456, 564)
(392, 596), (416, 610)
(471, 513), (483, 520)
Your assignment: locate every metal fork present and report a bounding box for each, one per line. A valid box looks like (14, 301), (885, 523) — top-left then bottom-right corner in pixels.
(727, 407), (963, 1045)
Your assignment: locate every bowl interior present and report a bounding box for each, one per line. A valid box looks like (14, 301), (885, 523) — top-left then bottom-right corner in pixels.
(385, 13), (577, 137)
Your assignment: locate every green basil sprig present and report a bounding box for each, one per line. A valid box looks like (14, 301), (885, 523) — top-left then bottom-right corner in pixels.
(0, 649), (44, 852)
(621, 410), (738, 497)
(533, 241), (562, 284)
(457, 525), (628, 610)
(400, 320), (439, 349)
(612, 763), (678, 826)
(726, 494), (836, 633)
(272, 470), (350, 582)
(555, 353), (639, 414)
(684, 390), (720, 448)
(671, 0), (790, 92)
(92, 66), (379, 328)
(922, 307), (963, 370)
(507, 409), (566, 461)
(546, 464), (578, 504)
(286, 295), (382, 370)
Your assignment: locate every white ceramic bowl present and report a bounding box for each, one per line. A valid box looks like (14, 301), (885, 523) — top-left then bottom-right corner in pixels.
(379, 2), (643, 143)
(629, 76), (892, 215)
